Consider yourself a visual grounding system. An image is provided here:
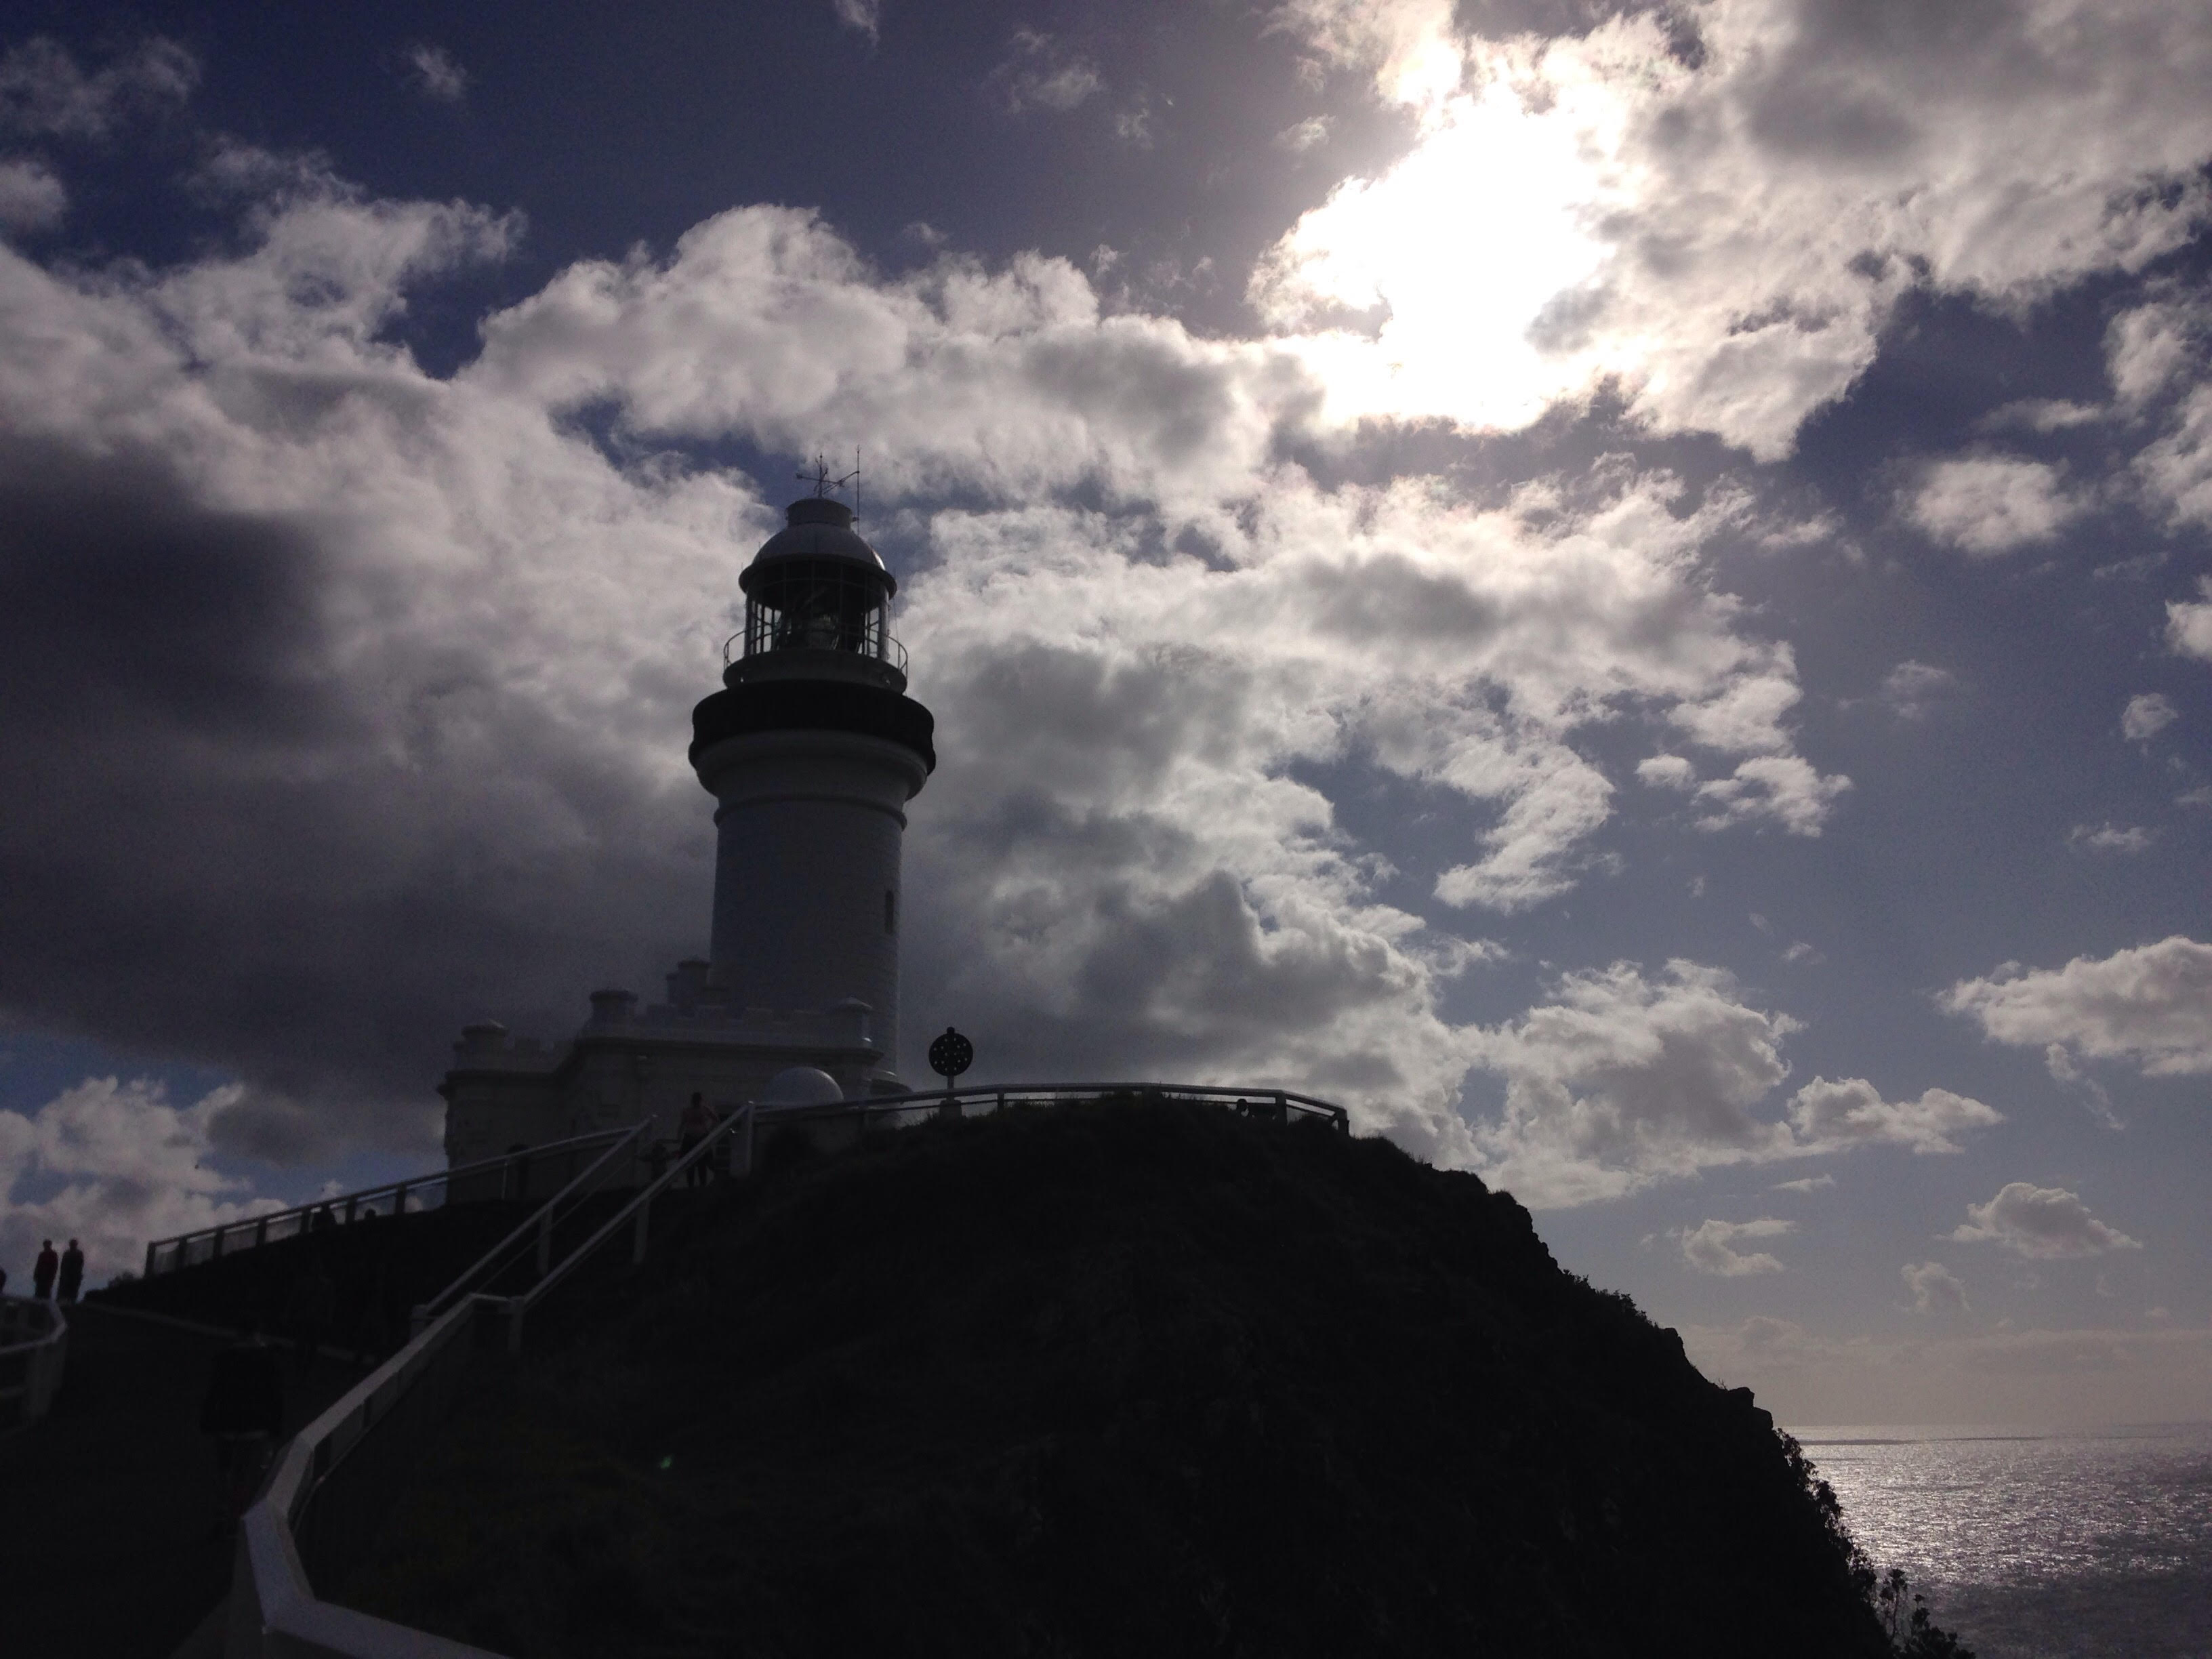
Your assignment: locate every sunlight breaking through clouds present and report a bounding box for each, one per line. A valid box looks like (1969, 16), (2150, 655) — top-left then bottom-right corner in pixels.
(1262, 0), (2212, 457)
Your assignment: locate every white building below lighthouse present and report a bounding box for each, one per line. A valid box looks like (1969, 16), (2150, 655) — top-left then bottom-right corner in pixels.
(438, 490), (935, 1166)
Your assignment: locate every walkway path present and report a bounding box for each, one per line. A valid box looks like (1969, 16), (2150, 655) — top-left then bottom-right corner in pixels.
(0, 1303), (363, 1659)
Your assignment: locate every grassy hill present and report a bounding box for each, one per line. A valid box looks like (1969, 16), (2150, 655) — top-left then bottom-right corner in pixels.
(339, 1097), (1902, 1658)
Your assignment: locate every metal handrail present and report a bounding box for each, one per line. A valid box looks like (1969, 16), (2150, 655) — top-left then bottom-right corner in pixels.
(790, 1080), (1352, 1130)
(234, 1294), (508, 1657)
(142, 1125), (636, 1277)
(410, 1120), (651, 1332)
(499, 1105), (755, 1351)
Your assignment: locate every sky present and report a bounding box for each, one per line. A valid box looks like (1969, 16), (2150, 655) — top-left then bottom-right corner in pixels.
(0, 0), (2207, 1424)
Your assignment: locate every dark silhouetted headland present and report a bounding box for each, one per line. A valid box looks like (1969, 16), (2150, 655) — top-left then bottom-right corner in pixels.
(337, 1098), (1931, 1657)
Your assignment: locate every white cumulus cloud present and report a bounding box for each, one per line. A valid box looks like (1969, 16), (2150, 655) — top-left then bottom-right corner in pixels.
(1902, 1260), (1971, 1315)
(1902, 456), (2085, 556)
(1949, 1182), (2143, 1259)
(0, 1077), (282, 1284)
(1681, 1216), (1793, 1276)
(1466, 961), (1996, 1204)
(1787, 1076), (2003, 1156)
(1945, 937), (2212, 1076)
(2123, 693), (2178, 742)
(2168, 577), (2212, 661)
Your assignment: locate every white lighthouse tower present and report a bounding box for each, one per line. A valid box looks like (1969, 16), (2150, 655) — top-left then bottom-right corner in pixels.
(436, 485), (935, 1166)
(691, 491), (935, 1078)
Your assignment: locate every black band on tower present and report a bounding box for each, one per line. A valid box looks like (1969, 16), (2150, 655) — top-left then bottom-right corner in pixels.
(690, 681), (937, 773)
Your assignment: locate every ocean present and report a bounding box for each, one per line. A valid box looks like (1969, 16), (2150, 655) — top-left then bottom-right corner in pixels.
(1795, 1424), (2212, 1659)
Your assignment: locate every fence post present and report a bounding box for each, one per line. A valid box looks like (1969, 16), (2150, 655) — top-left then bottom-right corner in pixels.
(394, 1182), (409, 1216)
(536, 1206), (554, 1279)
(212, 1225), (225, 1261)
(143, 1241), (156, 1279)
(743, 1106), (757, 1179)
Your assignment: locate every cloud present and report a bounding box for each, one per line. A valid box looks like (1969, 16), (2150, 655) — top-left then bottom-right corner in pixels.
(1681, 1216), (1791, 1276)
(1878, 660), (1958, 721)
(0, 1076), (283, 1284)
(2067, 822), (2156, 855)
(1946, 937), (2212, 1076)
(1901, 456), (2085, 556)
(2108, 292), (2211, 407)
(1692, 754), (1851, 836)
(404, 43), (468, 104)
(0, 36), (197, 138)
(2138, 390), (2212, 528)
(1771, 1173), (1832, 1192)
(1786, 1076), (2003, 1155)
(2169, 577), (2212, 661)
(1978, 398), (2103, 434)
(1902, 1260), (1969, 1316)
(993, 30), (1105, 114)
(1469, 961), (1799, 1203)
(1636, 753), (1696, 790)
(0, 138), (1875, 1201)
(2123, 693), (2178, 743)
(0, 157), (64, 232)
(830, 0), (882, 43)
(1262, 0), (2212, 457)
(1467, 962), (2000, 1204)
(1274, 115), (1334, 153)
(1949, 1181), (2143, 1259)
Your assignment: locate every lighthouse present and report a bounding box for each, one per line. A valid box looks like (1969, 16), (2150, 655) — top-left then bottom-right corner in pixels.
(436, 486), (935, 1165)
(691, 491), (935, 1077)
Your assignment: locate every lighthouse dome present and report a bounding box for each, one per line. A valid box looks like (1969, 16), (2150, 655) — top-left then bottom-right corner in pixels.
(740, 497), (895, 597)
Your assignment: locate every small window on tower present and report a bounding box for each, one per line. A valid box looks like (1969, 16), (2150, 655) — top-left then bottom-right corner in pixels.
(884, 888), (897, 935)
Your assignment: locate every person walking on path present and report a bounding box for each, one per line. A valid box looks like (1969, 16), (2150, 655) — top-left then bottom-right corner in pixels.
(32, 1239), (58, 1300)
(56, 1240), (84, 1303)
(679, 1092), (718, 1187)
(200, 1331), (285, 1532)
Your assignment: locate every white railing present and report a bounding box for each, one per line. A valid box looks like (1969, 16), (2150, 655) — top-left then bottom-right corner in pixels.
(230, 1294), (506, 1658)
(410, 1121), (651, 1335)
(494, 1105), (755, 1352)
(226, 1080), (1351, 1655)
(812, 1080), (1351, 1132)
(0, 1295), (68, 1432)
(145, 1126), (640, 1279)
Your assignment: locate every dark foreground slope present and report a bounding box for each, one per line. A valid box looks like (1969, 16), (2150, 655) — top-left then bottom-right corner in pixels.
(345, 1101), (1891, 1659)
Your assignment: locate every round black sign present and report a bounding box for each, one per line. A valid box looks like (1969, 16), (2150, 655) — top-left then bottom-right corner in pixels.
(928, 1026), (974, 1082)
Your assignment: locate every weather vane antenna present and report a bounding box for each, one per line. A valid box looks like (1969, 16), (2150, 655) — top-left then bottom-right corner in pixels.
(799, 451), (861, 501)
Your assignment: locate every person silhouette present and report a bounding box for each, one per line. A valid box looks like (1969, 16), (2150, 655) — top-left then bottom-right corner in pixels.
(56, 1240), (84, 1304)
(32, 1240), (58, 1300)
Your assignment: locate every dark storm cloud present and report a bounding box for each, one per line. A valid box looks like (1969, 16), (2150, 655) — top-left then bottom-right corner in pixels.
(0, 438), (712, 1163)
